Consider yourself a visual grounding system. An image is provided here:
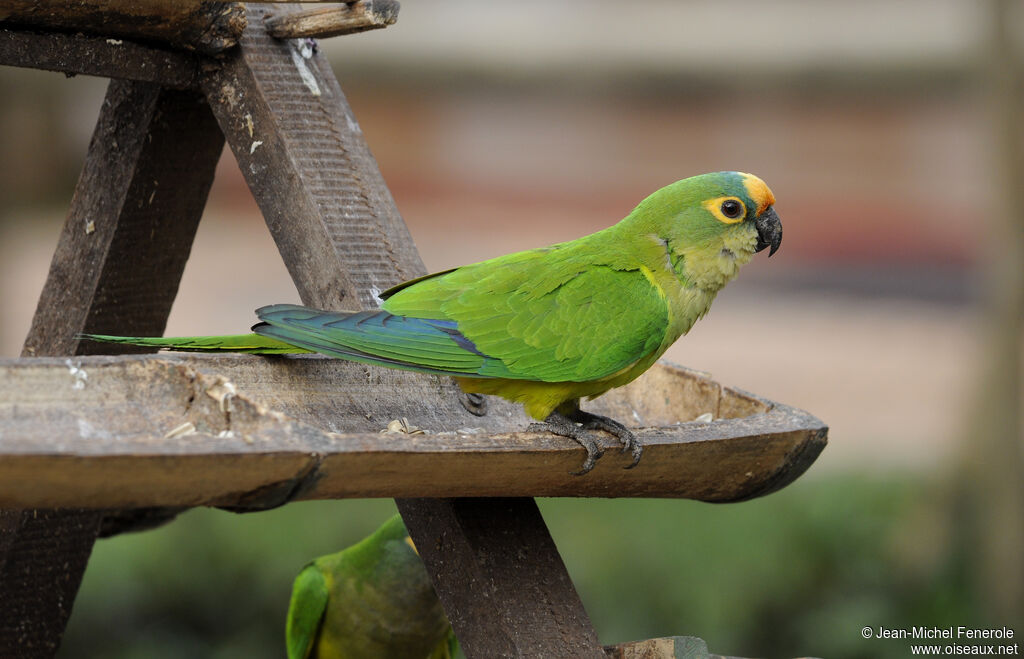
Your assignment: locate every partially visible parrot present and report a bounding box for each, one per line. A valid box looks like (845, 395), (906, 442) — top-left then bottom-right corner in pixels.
(286, 514), (455, 659)
(86, 171), (782, 473)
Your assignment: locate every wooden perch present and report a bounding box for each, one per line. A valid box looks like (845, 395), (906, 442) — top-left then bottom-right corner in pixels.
(0, 1), (246, 54)
(0, 355), (826, 509)
(0, 28), (199, 88)
(264, 1), (400, 40)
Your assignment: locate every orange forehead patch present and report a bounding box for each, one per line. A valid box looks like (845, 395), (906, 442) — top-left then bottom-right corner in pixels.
(740, 173), (776, 216)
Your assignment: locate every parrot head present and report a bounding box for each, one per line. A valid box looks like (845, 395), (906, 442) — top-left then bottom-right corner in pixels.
(633, 171), (782, 291)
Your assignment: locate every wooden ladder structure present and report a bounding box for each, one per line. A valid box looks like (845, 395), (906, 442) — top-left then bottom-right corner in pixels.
(0, 3), (827, 657)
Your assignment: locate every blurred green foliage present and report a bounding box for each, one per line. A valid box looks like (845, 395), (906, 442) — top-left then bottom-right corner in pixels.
(59, 472), (986, 659)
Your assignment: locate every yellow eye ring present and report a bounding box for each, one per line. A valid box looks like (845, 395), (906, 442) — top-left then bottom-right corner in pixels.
(703, 196), (747, 224)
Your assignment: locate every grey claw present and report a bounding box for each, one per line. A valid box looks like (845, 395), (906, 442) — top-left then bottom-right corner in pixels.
(573, 411), (642, 469)
(530, 413), (606, 475)
(570, 435), (603, 476)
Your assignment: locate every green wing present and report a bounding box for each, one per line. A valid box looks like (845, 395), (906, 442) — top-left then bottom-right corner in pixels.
(383, 246), (670, 382)
(286, 564), (330, 659)
(211, 239), (670, 384)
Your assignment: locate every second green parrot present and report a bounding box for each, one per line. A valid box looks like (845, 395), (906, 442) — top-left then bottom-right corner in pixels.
(86, 171), (782, 473)
(286, 514), (454, 659)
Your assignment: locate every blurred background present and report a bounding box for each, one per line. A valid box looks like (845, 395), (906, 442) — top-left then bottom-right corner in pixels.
(1, 1), (1022, 657)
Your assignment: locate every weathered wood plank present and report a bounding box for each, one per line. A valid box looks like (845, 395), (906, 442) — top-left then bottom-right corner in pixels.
(24, 82), (224, 355)
(201, 4), (425, 312)
(1, 80), (225, 656)
(0, 356), (827, 508)
(0, 27), (199, 88)
(0, 510), (102, 657)
(264, 1), (400, 39)
(0, 1), (245, 54)
(397, 498), (605, 659)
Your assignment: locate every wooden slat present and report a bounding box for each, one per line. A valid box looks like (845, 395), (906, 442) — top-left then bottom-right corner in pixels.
(0, 27), (199, 88)
(264, 1), (400, 39)
(0, 356), (827, 508)
(201, 5), (425, 312)
(0, 1), (245, 55)
(24, 82), (224, 354)
(396, 498), (606, 658)
(0, 510), (102, 657)
(1, 80), (225, 656)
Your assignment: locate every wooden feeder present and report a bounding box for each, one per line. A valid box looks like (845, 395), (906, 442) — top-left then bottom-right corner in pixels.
(0, 3), (827, 657)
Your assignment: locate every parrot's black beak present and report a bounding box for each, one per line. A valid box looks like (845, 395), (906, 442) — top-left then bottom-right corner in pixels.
(754, 207), (782, 257)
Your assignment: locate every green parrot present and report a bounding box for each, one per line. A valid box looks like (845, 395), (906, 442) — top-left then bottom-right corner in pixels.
(286, 514), (455, 659)
(86, 171), (782, 473)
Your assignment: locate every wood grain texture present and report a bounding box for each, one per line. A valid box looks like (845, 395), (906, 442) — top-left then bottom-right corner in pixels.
(396, 498), (605, 659)
(0, 27), (198, 88)
(202, 4), (425, 312)
(0, 510), (101, 657)
(0, 1), (246, 54)
(24, 81), (223, 355)
(0, 356), (827, 508)
(1, 80), (224, 656)
(264, 1), (399, 39)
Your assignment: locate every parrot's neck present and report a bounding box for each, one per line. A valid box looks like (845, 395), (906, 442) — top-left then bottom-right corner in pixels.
(668, 224), (757, 293)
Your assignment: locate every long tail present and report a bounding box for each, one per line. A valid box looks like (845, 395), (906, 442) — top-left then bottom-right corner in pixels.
(80, 333), (313, 355)
(83, 303), (509, 378)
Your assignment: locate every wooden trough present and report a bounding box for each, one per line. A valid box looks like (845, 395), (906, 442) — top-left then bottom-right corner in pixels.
(0, 356), (826, 509)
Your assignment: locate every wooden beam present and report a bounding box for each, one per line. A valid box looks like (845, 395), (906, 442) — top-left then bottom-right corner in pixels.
(396, 498), (605, 658)
(1, 79), (224, 656)
(24, 83), (224, 355)
(264, 1), (400, 40)
(201, 4), (425, 312)
(0, 356), (826, 509)
(0, 1), (246, 55)
(0, 27), (198, 88)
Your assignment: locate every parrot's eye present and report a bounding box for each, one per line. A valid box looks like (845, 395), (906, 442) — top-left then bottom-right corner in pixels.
(720, 199), (744, 219)
(703, 195), (748, 224)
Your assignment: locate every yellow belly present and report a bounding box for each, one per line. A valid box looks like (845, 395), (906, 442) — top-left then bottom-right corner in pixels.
(454, 351), (659, 420)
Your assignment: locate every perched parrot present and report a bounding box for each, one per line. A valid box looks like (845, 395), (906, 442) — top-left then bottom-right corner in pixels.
(286, 514), (455, 659)
(86, 171), (782, 473)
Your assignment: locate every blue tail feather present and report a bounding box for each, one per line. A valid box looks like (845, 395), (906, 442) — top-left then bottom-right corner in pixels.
(252, 304), (505, 377)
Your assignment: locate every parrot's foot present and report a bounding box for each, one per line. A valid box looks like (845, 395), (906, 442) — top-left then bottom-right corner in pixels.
(529, 410), (641, 475)
(459, 391), (488, 417)
(529, 413), (604, 475)
(574, 411), (643, 469)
